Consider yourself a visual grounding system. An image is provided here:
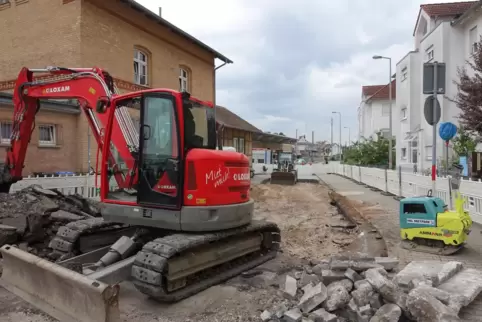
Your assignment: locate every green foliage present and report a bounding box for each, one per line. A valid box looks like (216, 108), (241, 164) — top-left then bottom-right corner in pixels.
(342, 132), (396, 168)
(452, 125), (477, 157)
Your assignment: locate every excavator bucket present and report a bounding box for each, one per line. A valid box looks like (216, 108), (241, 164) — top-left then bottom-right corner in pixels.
(0, 245), (121, 322)
(270, 171), (297, 185)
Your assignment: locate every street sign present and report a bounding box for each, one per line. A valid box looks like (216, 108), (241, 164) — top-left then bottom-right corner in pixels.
(424, 96), (441, 125)
(423, 62), (446, 94)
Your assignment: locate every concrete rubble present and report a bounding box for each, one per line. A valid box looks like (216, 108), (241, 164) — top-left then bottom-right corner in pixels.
(259, 255), (482, 322)
(0, 184), (103, 259)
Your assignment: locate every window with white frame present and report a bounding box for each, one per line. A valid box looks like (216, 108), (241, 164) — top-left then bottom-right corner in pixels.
(401, 67), (408, 82)
(133, 49), (148, 86)
(0, 121), (12, 144)
(238, 137), (245, 154)
(401, 107), (407, 120)
(179, 68), (188, 92)
(38, 125), (56, 146)
(426, 46), (434, 62)
(470, 26), (478, 54)
(401, 148), (407, 159)
(381, 104), (390, 116)
(233, 137), (238, 151)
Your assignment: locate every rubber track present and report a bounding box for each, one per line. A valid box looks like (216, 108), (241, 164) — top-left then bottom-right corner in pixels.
(401, 240), (465, 255)
(49, 217), (129, 258)
(131, 220), (281, 302)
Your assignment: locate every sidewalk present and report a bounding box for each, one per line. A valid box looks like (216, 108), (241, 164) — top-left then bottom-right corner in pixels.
(319, 174), (482, 321)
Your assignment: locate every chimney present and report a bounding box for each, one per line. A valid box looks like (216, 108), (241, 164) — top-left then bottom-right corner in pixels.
(158, 7), (162, 17)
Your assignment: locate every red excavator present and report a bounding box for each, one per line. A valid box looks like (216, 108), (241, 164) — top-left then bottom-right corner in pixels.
(0, 66), (280, 322)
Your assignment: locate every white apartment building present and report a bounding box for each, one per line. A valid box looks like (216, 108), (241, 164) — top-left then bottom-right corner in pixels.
(358, 80), (397, 141)
(396, 1), (481, 173)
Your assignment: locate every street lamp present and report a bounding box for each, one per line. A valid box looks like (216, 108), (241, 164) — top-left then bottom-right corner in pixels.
(332, 111), (341, 161)
(373, 55), (393, 169)
(344, 126), (351, 146)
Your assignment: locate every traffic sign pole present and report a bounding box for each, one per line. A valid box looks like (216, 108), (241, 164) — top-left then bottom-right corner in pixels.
(432, 62), (438, 193)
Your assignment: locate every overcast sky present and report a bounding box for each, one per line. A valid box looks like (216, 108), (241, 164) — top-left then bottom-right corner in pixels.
(136, 0), (462, 143)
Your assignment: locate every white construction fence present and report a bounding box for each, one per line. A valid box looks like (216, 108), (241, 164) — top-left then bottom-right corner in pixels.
(323, 163), (482, 224)
(8, 161), (482, 224)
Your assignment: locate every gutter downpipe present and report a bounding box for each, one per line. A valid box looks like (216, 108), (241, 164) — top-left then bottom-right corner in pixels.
(214, 59), (231, 150)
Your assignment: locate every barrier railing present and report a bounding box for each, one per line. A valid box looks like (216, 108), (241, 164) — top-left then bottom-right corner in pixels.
(322, 163), (482, 224)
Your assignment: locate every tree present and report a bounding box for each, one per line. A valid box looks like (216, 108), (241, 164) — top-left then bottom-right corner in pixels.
(342, 132), (396, 168)
(452, 125), (477, 157)
(278, 132), (285, 136)
(451, 36), (482, 135)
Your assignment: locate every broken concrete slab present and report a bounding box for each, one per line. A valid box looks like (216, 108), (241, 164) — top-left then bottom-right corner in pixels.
(260, 310), (272, 321)
(406, 287), (460, 322)
(299, 282), (328, 313)
(312, 263), (330, 277)
(374, 257), (399, 271)
(283, 307), (303, 322)
(50, 210), (84, 222)
(369, 304), (402, 322)
(321, 269), (346, 285)
(324, 281), (351, 311)
(309, 308), (337, 322)
(32, 185), (58, 197)
(345, 268), (362, 282)
(329, 257), (383, 272)
(438, 268), (482, 314)
(299, 272), (321, 288)
(0, 224), (18, 246)
(393, 260), (463, 290)
(284, 275), (298, 299)
(437, 261), (464, 286)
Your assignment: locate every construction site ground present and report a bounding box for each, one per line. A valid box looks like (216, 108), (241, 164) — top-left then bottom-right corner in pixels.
(320, 173), (482, 321)
(0, 174), (386, 322)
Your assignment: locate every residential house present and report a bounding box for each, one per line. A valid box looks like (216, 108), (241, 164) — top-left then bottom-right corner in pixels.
(358, 80), (397, 141)
(295, 135), (318, 159)
(396, 1), (481, 173)
(0, 0), (231, 174)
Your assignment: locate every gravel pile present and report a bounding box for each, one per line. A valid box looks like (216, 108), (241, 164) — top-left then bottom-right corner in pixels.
(259, 254), (482, 322)
(0, 185), (102, 258)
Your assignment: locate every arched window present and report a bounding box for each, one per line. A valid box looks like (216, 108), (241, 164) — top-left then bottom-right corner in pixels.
(134, 48), (149, 86)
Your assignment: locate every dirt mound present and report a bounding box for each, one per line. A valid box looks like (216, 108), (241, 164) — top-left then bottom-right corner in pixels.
(0, 185), (102, 258)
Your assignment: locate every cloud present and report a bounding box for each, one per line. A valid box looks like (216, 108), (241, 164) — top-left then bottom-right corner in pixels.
(135, 0), (465, 143)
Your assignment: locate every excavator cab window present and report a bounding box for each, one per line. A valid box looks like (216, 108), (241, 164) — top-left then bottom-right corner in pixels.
(182, 99), (216, 151)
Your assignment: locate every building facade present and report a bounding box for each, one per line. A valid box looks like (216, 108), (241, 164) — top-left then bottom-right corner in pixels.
(358, 80), (397, 141)
(395, 1), (482, 173)
(0, 0), (231, 174)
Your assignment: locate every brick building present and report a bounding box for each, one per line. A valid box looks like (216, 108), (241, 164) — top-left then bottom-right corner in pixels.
(0, 0), (231, 174)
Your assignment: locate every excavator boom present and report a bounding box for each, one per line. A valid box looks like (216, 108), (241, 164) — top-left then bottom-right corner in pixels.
(0, 66), (138, 193)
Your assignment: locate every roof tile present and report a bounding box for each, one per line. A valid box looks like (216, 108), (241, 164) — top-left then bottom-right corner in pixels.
(215, 106), (262, 133)
(362, 80), (396, 100)
(421, 1), (476, 17)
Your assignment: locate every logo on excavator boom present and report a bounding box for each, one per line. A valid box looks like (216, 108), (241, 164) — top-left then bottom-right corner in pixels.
(43, 86), (70, 94)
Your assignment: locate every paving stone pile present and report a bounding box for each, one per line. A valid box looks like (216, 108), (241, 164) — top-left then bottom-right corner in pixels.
(0, 185), (103, 258)
(259, 254), (482, 322)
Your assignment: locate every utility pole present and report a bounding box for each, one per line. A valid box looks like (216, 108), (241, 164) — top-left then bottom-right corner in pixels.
(332, 111), (342, 161)
(331, 117), (333, 157)
(344, 127), (351, 146)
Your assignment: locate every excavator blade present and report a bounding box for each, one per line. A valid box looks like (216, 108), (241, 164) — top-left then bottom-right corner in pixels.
(270, 171), (297, 185)
(0, 245), (121, 322)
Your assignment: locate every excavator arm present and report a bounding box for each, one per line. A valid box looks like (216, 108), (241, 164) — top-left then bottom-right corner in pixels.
(0, 66), (139, 193)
